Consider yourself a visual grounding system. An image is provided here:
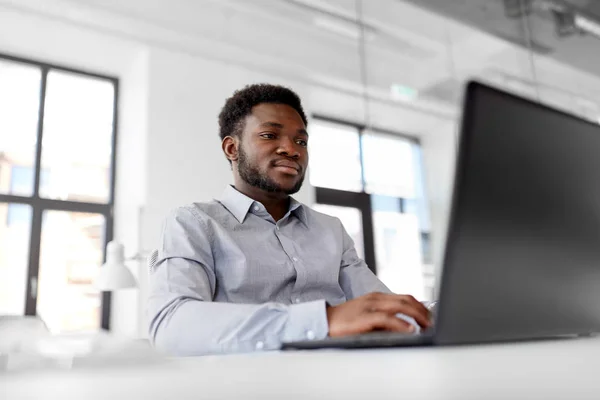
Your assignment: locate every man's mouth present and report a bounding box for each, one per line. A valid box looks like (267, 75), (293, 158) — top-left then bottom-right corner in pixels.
(273, 160), (301, 175)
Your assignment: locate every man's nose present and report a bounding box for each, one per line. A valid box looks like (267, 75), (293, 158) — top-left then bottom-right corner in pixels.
(276, 138), (300, 158)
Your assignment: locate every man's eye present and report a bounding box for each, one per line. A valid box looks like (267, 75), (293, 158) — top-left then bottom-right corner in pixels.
(261, 133), (276, 139)
(296, 139), (308, 147)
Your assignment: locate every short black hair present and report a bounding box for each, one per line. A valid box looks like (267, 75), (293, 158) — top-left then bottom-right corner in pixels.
(218, 83), (308, 141)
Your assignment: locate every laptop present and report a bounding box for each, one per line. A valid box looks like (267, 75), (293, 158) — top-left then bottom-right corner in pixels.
(282, 80), (600, 350)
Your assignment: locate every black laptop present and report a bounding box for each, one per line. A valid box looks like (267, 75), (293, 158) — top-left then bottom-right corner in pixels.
(282, 81), (600, 350)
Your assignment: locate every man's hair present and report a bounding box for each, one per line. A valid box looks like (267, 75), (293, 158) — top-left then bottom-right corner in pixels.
(218, 83), (308, 141)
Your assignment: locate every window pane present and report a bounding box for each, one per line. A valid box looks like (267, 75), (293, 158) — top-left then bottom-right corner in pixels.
(362, 132), (416, 198)
(313, 204), (364, 259)
(37, 210), (105, 333)
(40, 71), (114, 203)
(402, 144), (431, 232)
(0, 203), (32, 315)
(0, 60), (42, 197)
(309, 121), (363, 192)
(372, 193), (402, 214)
(373, 211), (427, 300)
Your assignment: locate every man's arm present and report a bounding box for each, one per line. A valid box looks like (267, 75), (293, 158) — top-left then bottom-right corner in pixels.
(147, 206), (328, 356)
(334, 219), (428, 333)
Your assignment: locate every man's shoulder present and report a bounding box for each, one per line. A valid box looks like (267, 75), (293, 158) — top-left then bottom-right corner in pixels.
(168, 200), (227, 222)
(302, 205), (343, 229)
(191, 199), (227, 216)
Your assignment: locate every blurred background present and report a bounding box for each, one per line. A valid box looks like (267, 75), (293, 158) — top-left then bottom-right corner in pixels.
(0, 0), (599, 339)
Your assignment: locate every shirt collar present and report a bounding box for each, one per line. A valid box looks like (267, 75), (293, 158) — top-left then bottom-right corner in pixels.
(218, 185), (308, 226)
(218, 185), (255, 223)
(288, 197), (308, 227)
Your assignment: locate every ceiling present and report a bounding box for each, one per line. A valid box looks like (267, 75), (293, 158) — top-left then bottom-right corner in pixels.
(246, 0), (600, 122)
(404, 0), (600, 74)
(402, 0), (600, 114)
(5, 0), (600, 129)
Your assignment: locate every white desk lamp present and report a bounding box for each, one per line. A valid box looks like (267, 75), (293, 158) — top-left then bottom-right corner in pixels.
(94, 241), (138, 290)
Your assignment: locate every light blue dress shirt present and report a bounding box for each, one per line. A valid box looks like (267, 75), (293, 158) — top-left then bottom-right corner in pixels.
(147, 185), (410, 356)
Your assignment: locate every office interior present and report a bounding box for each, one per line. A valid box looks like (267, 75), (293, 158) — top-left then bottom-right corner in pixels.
(1, 0), (600, 362)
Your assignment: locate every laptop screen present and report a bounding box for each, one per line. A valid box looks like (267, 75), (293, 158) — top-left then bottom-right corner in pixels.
(437, 82), (600, 344)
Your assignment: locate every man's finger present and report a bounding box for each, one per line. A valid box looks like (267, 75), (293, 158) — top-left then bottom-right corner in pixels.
(368, 299), (431, 328)
(398, 295), (431, 318)
(367, 293), (430, 318)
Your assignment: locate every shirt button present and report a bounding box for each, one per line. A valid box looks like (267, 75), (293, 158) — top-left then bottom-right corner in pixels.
(255, 341), (264, 350)
(294, 298), (301, 304)
(292, 257), (298, 262)
(306, 330), (315, 340)
(253, 205), (259, 211)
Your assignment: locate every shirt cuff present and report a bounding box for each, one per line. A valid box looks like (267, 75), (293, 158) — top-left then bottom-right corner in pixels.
(282, 299), (329, 343)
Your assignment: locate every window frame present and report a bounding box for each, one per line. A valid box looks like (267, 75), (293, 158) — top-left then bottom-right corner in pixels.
(311, 114), (428, 275)
(0, 52), (118, 330)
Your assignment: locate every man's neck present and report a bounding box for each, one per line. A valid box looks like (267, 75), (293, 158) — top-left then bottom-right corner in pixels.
(233, 183), (290, 222)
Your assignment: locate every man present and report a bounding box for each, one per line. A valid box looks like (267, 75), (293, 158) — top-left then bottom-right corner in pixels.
(148, 84), (432, 355)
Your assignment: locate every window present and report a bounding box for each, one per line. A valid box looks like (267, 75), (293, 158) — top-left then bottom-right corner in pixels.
(310, 116), (433, 300)
(0, 54), (118, 333)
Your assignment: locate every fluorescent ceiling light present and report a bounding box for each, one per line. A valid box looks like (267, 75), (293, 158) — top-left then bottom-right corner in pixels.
(313, 16), (377, 41)
(313, 16), (359, 40)
(575, 14), (600, 38)
(538, 0), (600, 38)
(285, 0), (378, 41)
(289, 0), (330, 10)
(540, 0), (600, 39)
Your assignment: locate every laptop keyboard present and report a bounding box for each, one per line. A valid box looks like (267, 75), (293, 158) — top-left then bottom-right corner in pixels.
(303, 329), (435, 348)
(282, 327), (436, 350)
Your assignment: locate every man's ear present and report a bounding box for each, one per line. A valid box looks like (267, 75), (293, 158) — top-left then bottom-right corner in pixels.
(222, 136), (239, 163)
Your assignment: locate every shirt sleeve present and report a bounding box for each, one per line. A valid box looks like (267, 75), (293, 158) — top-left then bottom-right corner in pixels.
(147, 206), (329, 356)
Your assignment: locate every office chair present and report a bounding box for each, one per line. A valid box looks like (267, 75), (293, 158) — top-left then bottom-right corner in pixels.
(147, 249), (158, 274)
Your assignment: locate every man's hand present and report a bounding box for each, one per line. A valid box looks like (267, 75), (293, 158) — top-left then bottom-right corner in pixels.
(326, 292), (432, 337)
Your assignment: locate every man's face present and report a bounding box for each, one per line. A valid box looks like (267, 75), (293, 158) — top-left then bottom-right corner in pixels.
(236, 103), (309, 195)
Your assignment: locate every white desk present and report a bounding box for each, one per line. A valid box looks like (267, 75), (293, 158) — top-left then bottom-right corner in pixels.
(2, 336), (600, 400)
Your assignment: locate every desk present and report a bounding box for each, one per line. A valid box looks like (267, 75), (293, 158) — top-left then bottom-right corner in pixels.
(2, 336), (600, 400)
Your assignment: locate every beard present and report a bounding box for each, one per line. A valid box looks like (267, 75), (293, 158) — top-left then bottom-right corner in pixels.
(237, 144), (305, 195)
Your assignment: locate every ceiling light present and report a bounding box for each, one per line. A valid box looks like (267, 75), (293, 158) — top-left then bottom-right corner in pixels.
(541, 1), (600, 39)
(313, 16), (377, 41)
(575, 14), (600, 39)
(285, 0), (378, 41)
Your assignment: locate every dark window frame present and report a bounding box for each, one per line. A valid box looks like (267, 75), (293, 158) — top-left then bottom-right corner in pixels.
(311, 114), (429, 274)
(0, 52), (119, 330)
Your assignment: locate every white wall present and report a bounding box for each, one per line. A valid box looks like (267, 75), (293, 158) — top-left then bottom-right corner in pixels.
(0, 2), (457, 338)
(110, 49), (150, 338)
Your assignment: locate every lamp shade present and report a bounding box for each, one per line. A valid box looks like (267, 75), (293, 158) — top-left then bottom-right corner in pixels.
(94, 241), (137, 290)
